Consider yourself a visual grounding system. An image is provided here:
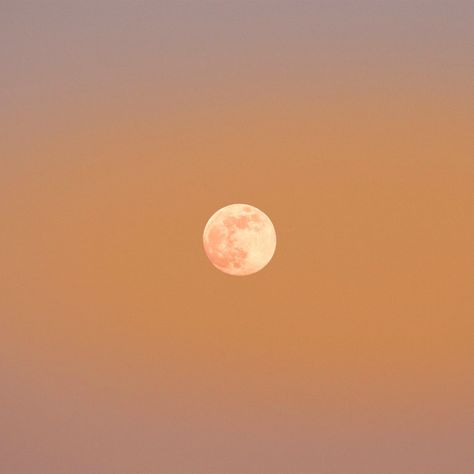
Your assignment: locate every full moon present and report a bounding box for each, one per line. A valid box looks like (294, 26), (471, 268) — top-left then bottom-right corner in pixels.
(203, 203), (277, 276)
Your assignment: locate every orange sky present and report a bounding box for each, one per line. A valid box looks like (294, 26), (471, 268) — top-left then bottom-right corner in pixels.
(1, 2), (473, 473)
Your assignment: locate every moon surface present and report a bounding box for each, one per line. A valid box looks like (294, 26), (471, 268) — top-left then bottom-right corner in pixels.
(203, 203), (277, 276)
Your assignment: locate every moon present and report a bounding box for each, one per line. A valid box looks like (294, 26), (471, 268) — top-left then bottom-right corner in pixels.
(203, 203), (277, 276)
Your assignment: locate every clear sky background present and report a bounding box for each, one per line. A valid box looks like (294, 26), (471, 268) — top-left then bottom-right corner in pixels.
(1, 2), (473, 473)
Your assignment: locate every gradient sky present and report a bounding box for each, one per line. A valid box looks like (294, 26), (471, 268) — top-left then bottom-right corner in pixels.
(1, 2), (473, 473)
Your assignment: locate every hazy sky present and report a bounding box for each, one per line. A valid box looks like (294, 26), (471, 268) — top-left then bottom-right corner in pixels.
(1, 2), (473, 473)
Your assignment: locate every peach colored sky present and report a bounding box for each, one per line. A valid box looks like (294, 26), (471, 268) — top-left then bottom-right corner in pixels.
(1, 2), (473, 473)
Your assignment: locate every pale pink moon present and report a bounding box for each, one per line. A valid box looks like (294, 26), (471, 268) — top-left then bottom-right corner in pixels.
(203, 203), (277, 276)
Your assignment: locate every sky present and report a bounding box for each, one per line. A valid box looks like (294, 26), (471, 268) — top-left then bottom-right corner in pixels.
(1, 2), (473, 473)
